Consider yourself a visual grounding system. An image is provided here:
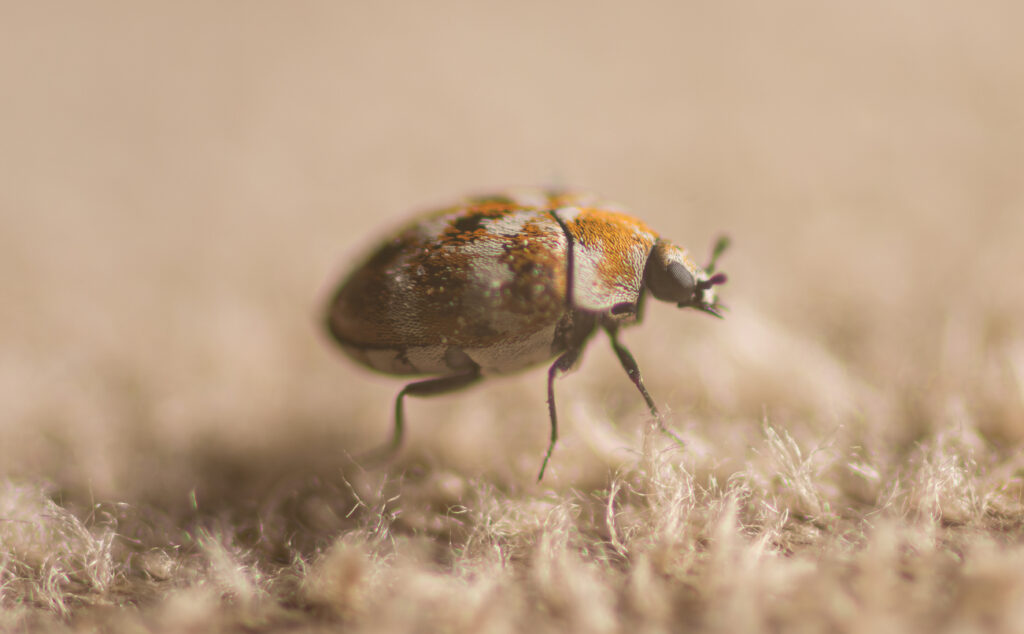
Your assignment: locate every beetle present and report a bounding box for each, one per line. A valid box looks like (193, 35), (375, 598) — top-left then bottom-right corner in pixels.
(324, 190), (728, 480)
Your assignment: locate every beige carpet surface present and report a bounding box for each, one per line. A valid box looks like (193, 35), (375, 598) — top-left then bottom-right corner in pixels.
(2, 2), (1024, 631)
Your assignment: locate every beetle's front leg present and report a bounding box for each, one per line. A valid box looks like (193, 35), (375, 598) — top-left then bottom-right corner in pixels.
(604, 324), (684, 446)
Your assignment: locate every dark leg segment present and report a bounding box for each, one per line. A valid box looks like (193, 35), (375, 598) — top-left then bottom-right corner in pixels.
(605, 325), (684, 445)
(360, 368), (482, 466)
(539, 347), (583, 481)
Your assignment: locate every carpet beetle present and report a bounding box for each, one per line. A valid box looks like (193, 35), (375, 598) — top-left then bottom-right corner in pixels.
(325, 190), (728, 480)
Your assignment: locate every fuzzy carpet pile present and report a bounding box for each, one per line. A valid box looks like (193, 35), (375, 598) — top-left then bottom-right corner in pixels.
(2, 2), (1023, 632)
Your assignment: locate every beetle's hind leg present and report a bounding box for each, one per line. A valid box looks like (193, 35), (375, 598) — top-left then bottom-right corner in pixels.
(359, 367), (482, 467)
(604, 324), (685, 446)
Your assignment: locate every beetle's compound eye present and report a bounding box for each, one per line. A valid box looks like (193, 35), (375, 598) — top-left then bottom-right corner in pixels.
(645, 241), (698, 306)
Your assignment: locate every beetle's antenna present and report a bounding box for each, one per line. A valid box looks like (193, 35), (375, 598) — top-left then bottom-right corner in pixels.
(693, 273), (728, 318)
(705, 236), (730, 275)
(696, 273), (728, 293)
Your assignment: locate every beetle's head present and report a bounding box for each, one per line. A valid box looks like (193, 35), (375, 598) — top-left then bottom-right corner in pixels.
(645, 236), (729, 318)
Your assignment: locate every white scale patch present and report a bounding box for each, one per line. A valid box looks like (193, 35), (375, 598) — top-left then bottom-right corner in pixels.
(480, 212), (536, 237)
(466, 323), (560, 374)
(403, 345), (449, 374)
(554, 205), (581, 223)
(355, 325), (560, 376)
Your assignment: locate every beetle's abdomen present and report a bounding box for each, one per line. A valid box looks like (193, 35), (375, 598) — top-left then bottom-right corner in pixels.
(327, 204), (570, 375)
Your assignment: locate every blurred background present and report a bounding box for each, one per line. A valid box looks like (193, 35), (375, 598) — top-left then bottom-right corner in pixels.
(2, 1), (1022, 506)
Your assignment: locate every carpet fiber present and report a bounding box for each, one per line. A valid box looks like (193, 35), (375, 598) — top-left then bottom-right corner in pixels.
(2, 2), (1024, 631)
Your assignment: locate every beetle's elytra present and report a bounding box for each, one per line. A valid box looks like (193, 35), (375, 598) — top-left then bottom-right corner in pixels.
(325, 190), (728, 480)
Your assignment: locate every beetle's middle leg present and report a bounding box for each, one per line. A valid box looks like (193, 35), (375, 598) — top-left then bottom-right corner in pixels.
(604, 324), (685, 445)
(360, 367), (482, 466)
(538, 313), (598, 481)
(540, 345), (583, 481)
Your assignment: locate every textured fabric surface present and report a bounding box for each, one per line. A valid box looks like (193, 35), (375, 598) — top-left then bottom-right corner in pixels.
(2, 2), (1023, 631)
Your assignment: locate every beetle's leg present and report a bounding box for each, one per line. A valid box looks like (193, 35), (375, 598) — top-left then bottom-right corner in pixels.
(634, 287), (649, 323)
(540, 346), (583, 481)
(360, 368), (482, 466)
(604, 324), (685, 445)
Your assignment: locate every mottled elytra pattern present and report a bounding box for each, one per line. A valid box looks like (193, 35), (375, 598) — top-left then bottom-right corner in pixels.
(324, 189), (727, 479)
(328, 197), (571, 374)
